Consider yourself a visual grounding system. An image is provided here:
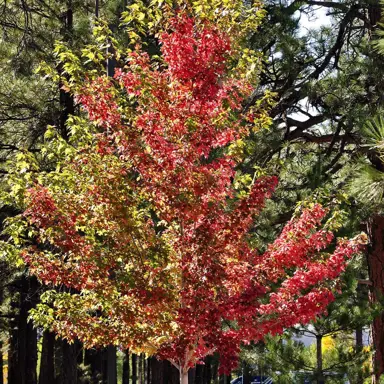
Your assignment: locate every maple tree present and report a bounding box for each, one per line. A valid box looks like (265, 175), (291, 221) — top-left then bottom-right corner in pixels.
(1, 9), (363, 384)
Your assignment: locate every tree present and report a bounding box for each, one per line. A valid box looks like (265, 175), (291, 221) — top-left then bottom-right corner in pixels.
(262, 274), (372, 384)
(0, 2), (136, 383)
(234, 0), (384, 380)
(348, 111), (384, 382)
(1, 8), (363, 384)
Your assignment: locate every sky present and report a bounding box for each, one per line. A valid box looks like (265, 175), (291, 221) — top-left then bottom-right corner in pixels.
(296, 5), (332, 36)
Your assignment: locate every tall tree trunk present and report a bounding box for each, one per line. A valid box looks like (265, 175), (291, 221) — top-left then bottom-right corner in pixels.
(122, 350), (130, 384)
(8, 275), (38, 384)
(195, 365), (204, 384)
(132, 354), (138, 384)
(164, 361), (179, 384)
(211, 359), (218, 384)
(84, 348), (106, 384)
(316, 335), (325, 384)
(356, 326), (364, 384)
(180, 371), (188, 384)
(0, 341), (3, 384)
(39, 331), (55, 384)
(0, 280), (4, 384)
(149, 357), (163, 384)
(188, 368), (195, 384)
(8, 314), (20, 384)
(138, 354), (143, 384)
(25, 328), (38, 384)
(58, 339), (77, 384)
(204, 356), (212, 384)
(367, 215), (384, 383)
(75, 340), (84, 381)
(143, 355), (147, 383)
(107, 345), (117, 384)
(25, 289), (38, 384)
(54, 337), (63, 384)
(243, 362), (252, 384)
(142, 354), (146, 384)
(147, 355), (151, 383)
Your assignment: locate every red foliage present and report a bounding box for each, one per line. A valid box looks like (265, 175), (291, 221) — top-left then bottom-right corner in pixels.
(22, 14), (361, 375)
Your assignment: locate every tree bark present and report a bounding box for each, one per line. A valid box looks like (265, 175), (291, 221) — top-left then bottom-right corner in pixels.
(0, 341), (3, 384)
(204, 356), (212, 384)
(8, 275), (38, 384)
(25, 299), (38, 384)
(356, 327), (364, 384)
(84, 347), (108, 383)
(122, 350), (130, 384)
(58, 339), (77, 384)
(164, 361), (179, 384)
(180, 371), (189, 384)
(316, 335), (325, 384)
(243, 362), (252, 384)
(188, 368), (195, 384)
(139, 354), (143, 384)
(107, 345), (117, 384)
(356, 327), (363, 350)
(367, 215), (384, 383)
(195, 365), (204, 384)
(75, 340), (84, 381)
(39, 331), (55, 384)
(132, 354), (138, 384)
(142, 354), (146, 384)
(149, 357), (164, 384)
(147, 356), (151, 383)
(8, 319), (20, 384)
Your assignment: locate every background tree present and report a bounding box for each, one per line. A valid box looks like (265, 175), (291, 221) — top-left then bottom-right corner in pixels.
(233, 0), (384, 381)
(0, 1), (135, 383)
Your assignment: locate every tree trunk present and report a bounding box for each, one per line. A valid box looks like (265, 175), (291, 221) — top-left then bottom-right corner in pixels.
(54, 337), (63, 384)
(204, 356), (212, 384)
(39, 331), (55, 384)
(355, 327), (364, 384)
(85, 347), (110, 383)
(211, 359), (218, 384)
(142, 354), (145, 384)
(147, 356), (151, 383)
(243, 363), (252, 384)
(195, 365), (204, 384)
(25, 295), (38, 384)
(367, 215), (384, 383)
(316, 335), (325, 384)
(58, 339), (77, 384)
(0, 341), (3, 384)
(122, 350), (130, 384)
(164, 361), (179, 384)
(8, 317), (20, 384)
(132, 354), (138, 384)
(8, 275), (38, 384)
(138, 354), (143, 384)
(75, 340), (84, 381)
(107, 345), (117, 384)
(149, 357), (163, 384)
(188, 368), (195, 384)
(180, 371), (188, 384)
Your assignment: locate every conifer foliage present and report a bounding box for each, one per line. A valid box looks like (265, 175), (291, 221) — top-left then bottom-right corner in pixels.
(3, 13), (362, 384)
